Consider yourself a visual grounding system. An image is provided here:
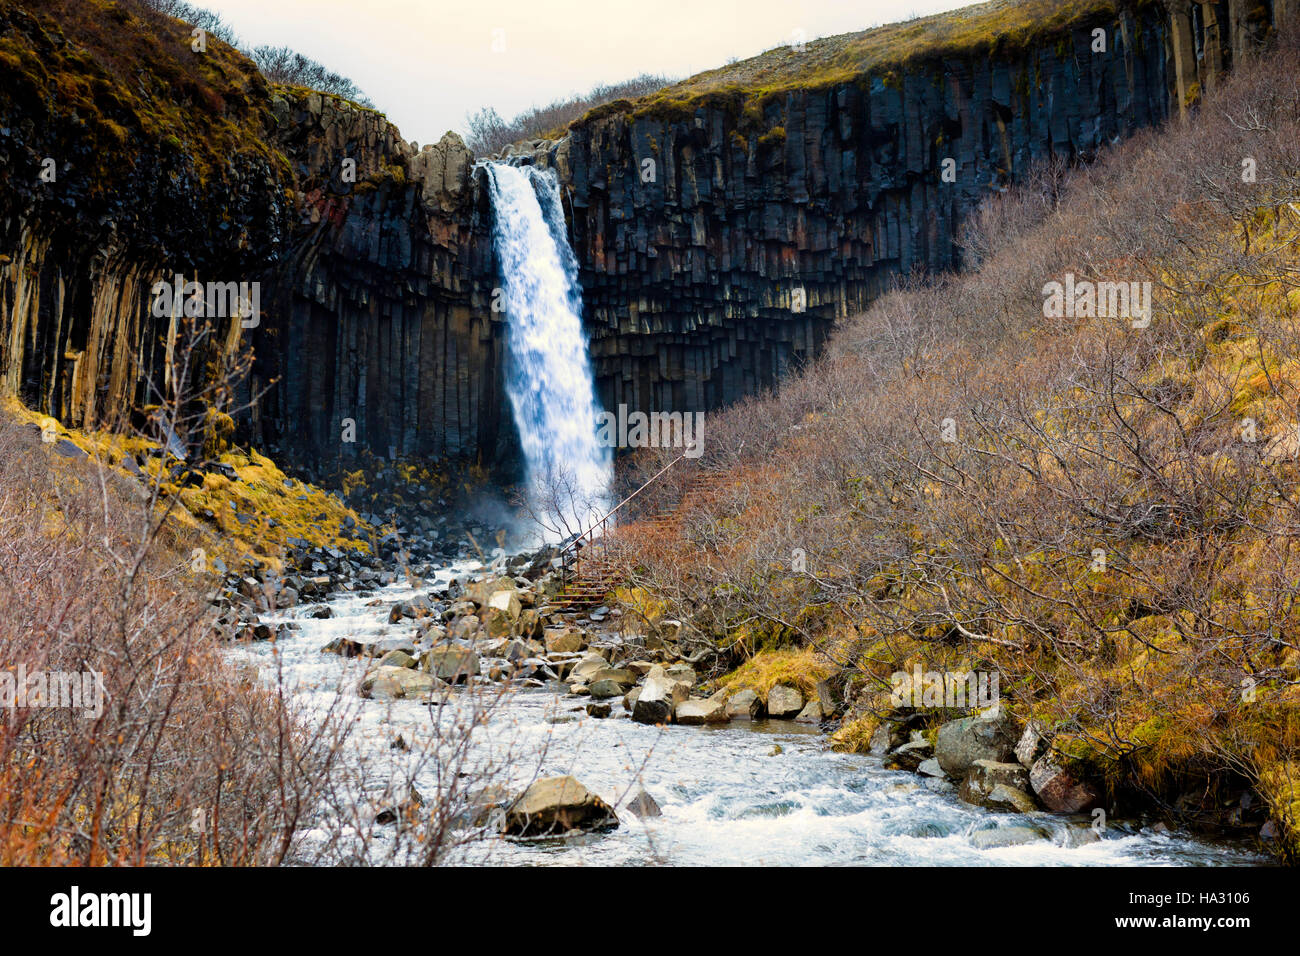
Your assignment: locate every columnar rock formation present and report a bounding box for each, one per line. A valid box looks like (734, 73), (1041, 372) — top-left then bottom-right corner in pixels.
(0, 0), (1283, 477)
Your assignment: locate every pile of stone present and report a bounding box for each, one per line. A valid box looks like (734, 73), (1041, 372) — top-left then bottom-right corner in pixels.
(872, 707), (1103, 816)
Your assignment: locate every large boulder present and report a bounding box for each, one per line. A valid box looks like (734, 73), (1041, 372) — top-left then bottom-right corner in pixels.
(726, 689), (764, 720)
(465, 575), (516, 608)
(934, 709), (1020, 778)
(358, 666), (440, 700)
(795, 700), (823, 724)
(481, 589), (522, 639)
(568, 652), (610, 686)
(502, 776), (618, 836)
(675, 697), (729, 725)
(1029, 757), (1103, 813)
(1015, 720), (1049, 768)
(421, 645), (481, 682)
(587, 678), (626, 699)
(632, 676), (688, 724)
(969, 825), (1050, 850)
(544, 627), (585, 654)
(888, 739), (934, 771)
(959, 760), (1036, 812)
(766, 684), (804, 718)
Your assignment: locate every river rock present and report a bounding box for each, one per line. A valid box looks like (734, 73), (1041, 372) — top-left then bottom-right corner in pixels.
(569, 652), (610, 686)
(589, 667), (636, 688)
(1029, 756), (1102, 813)
(358, 666), (440, 700)
(632, 675), (688, 724)
(726, 689), (764, 720)
(587, 678), (625, 699)
(664, 662), (697, 687)
(625, 788), (662, 818)
(502, 775), (618, 836)
(466, 575), (516, 607)
(543, 624), (585, 655)
(795, 700), (823, 724)
(969, 824), (1050, 849)
(889, 739), (933, 771)
(675, 697), (729, 725)
(959, 759), (1033, 810)
(376, 649), (416, 669)
(421, 645), (481, 682)
(482, 589), (522, 639)
(1015, 719), (1049, 768)
(585, 701), (612, 718)
(766, 684), (803, 718)
(917, 758), (946, 778)
(870, 720), (909, 755)
(934, 709), (1020, 778)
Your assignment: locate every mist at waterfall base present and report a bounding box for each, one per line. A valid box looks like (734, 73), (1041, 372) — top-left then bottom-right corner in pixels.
(486, 163), (613, 544)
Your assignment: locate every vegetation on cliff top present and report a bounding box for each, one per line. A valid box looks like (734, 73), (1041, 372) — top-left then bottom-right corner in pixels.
(572, 0), (1148, 128)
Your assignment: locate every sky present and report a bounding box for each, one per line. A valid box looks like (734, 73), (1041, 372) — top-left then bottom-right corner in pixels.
(195, 0), (981, 147)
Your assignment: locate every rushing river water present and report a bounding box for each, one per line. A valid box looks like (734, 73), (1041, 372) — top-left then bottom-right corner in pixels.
(230, 561), (1267, 867)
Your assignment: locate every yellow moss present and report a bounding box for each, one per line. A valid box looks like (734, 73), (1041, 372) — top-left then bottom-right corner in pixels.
(720, 647), (834, 702)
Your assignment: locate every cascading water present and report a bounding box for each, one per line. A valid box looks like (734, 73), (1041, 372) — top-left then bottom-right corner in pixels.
(486, 163), (612, 538)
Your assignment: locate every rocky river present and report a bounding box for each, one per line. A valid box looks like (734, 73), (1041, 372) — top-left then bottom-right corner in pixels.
(224, 555), (1268, 867)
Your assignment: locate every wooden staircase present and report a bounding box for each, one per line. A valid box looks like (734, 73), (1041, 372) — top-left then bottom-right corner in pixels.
(548, 457), (721, 614)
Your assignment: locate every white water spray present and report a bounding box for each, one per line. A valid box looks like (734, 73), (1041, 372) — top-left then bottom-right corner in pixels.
(486, 163), (612, 538)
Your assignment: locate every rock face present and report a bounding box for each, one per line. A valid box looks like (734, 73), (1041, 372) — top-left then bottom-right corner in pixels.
(549, 3), (1186, 427)
(935, 710), (1021, 778)
(502, 776), (619, 836)
(0, 1), (1268, 474)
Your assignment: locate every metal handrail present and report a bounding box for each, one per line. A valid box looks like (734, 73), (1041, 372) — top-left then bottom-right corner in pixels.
(558, 452), (688, 585)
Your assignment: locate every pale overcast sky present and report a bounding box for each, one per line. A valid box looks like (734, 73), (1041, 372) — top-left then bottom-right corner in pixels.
(195, 0), (979, 147)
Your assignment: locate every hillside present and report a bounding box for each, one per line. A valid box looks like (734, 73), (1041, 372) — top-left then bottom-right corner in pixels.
(607, 26), (1300, 860)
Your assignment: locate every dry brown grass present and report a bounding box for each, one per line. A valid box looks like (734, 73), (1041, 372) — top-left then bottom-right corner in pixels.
(614, 29), (1300, 856)
(0, 407), (341, 865)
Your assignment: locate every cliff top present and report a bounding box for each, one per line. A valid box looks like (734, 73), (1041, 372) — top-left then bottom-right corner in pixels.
(572, 0), (1137, 128)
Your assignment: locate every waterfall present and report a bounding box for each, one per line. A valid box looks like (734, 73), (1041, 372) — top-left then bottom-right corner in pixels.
(485, 163), (612, 539)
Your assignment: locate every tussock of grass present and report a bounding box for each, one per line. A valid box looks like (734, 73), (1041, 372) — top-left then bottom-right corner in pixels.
(719, 648), (834, 702)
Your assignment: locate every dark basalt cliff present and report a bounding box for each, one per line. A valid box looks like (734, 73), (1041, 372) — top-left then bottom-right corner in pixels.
(555, 2), (1176, 415)
(0, 0), (1283, 477)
